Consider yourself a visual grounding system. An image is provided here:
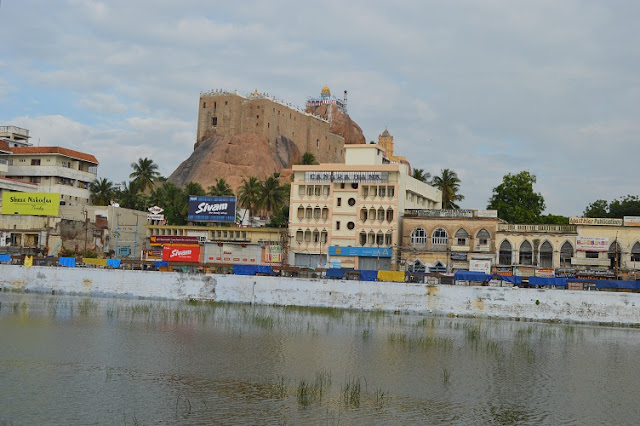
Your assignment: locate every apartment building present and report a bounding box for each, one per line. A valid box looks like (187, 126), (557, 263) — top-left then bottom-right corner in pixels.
(288, 144), (442, 270)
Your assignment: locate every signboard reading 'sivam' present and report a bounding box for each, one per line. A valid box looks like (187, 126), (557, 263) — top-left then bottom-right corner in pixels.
(187, 196), (236, 222)
(1, 192), (60, 216)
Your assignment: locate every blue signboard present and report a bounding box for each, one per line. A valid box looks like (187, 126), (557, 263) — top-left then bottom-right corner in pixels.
(328, 246), (392, 258)
(188, 196), (236, 222)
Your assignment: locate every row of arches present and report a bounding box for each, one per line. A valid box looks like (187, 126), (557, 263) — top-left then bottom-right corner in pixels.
(410, 227), (491, 247)
(295, 229), (328, 244)
(297, 206), (329, 221)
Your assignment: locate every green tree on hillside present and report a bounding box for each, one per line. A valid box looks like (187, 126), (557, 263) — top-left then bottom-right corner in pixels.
(208, 178), (234, 196)
(432, 169), (464, 209)
(299, 152), (318, 165)
(487, 171), (545, 223)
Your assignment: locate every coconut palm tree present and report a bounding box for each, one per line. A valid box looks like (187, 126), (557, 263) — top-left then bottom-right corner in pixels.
(89, 178), (114, 206)
(208, 178), (234, 196)
(412, 168), (431, 184)
(299, 152), (318, 165)
(258, 175), (288, 217)
(115, 180), (146, 210)
(129, 157), (160, 192)
(431, 169), (465, 209)
(237, 176), (261, 224)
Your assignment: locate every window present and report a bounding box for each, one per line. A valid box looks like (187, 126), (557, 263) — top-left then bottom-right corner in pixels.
(323, 185), (330, 196)
(362, 186), (368, 197)
(384, 232), (392, 246)
(586, 251), (599, 259)
(322, 208), (329, 220)
(388, 186), (394, 197)
(499, 240), (512, 265)
(305, 208), (312, 219)
(337, 198), (342, 207)
(307, 186), (313, 196)
(214, 102), (216, 109)
(347, 221), (355, 230)
(560, 242), (573, 266)
(371, 186), (377, 197)
(348, 198), (356, 206)
(336, 221), (341, 230)
(376, 232), (384, 246)
(313, 230), (320, 243)
(212, 117), (218, 126)
(377, 208), (384, 221)
(313, 207), (321, 219)
(408, 259), (426, 273)
(298, 185), (305, 196)
(632, 243), (640, 262)
(304, 230), (311, 242)
(359, 232), (367, 246)
(519, 241), (533, 265)
(476, 229), (490, 246)
(203, 102), (206, 108)
(379, 187), (386, 197)
(315, 186), (321, 196)
(360, 209), (368, 221)
(432, 228), (448, 246)
(455, 229), (469, 246)
(351, 183), (358, 189)
(410, 227), (427, 246)
(31, 159), (41, 166)
(540, 241), (553, 268)
(386, 208), (394, 222)
(368, 231), (375, 245)
(297, 207), (305, 222)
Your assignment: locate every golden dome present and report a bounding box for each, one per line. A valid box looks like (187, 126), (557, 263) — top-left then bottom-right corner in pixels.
(321, 85), (331, 97)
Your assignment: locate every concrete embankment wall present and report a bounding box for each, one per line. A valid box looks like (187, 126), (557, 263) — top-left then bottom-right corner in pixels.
(1, 264), (639, 325)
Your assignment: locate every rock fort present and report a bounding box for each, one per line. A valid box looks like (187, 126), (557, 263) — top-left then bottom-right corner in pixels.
(169, 87), (365, 191)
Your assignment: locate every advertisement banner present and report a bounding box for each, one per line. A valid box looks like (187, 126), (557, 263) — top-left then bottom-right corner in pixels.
(576, 236), (609, 252)
(624, 216), (640, 227)
(162, 245), (200, 262)
(1, 192), (60, 216)
(150, 235), (199, 245)
(267, 245), (283, 263)
(187, 196), (236, 222)
(450, 252), (467, 261)
(536, 268), (555, 278)
(328, 246), (392, 258)
(469, 259), (491, 274)
(569, 217), (623, 226)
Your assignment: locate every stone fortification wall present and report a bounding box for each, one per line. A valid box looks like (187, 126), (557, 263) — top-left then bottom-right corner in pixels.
(196, 92), (344, 164)
(2, 264), (639, 325)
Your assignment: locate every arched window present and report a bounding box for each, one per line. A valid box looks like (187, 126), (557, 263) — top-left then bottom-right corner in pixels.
(360, 208), (368, 221)
(476, 229), (490, 247)
(359, 231), (367, 246)
(455, 228), (469, 246)
(540, 241), (553, 268)
(304, 230), (311, 242)
(432, 228), (448, 246)
(410, 227), (427, 246)
(297, 206), (304, 220)
(385, 231), (393, 246)
(519, 241), (533, 265)
(368, 231), (375, 245)
(296, 230), (303, 243)
(322, 207), (329, 220)
(560, 242), (573, 266)
(313, 207), (321, 219)
(609, 241), (622, 270)
(369, 208), (376, 221)
(376, 231), (384, 245)
(499, 240), (512, 265)
(377, 207), (385, 222)
(386, 208), (394, 223)
(408, 259), (426, 273)
(631, 242), (640, 262)
(305, 207), (312, 219)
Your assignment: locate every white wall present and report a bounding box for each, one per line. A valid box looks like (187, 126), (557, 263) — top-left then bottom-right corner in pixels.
(1, 264), (639, 325)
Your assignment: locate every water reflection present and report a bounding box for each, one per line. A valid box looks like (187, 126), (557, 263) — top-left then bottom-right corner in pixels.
(1, 292), (639, 424)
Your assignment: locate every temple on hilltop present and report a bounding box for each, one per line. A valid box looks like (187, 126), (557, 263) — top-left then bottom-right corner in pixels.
(306, 85), (347, 114)
(377, 128), (408, 165)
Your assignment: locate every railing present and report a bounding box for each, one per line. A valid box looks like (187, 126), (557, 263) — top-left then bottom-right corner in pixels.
(498, 224), (577, 233)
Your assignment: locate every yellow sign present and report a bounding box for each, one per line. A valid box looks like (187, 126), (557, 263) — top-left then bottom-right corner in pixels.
(1, 192), (60, 216)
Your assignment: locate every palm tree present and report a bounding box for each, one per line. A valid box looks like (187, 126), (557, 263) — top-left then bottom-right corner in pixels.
(431, 169), (465, 209)
(115, 180), (147, 210)
(89, 178), (114, 206)
(129, 158), (160, 192)
(183, 181), (205, 197)
(299, 152), (318, 165)
(208, 178), (234, 196)
(412, 168), (431, 184)
(258, 175), (288, 217)
(237, 176), (261, 224)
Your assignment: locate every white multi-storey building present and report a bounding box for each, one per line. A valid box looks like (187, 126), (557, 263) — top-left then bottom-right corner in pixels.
(0, 126), (98, 205)
(288, 144), (442, 270)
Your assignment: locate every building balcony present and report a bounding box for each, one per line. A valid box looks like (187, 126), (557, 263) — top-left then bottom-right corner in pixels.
(7, 165), (97, 181)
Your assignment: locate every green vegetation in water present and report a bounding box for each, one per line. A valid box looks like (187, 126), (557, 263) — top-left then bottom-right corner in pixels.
(443, 368), (450, 384)
(341, 376), (362, 408)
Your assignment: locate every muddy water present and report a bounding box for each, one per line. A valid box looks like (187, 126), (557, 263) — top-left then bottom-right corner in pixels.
(1, 292), (639, 425)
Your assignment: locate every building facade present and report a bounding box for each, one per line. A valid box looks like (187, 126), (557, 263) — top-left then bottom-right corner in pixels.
(196, 89), (345, 164)
(288, 144), (442, 270)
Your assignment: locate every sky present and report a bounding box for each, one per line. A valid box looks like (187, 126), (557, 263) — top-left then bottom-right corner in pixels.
(1, 0), (638, 217)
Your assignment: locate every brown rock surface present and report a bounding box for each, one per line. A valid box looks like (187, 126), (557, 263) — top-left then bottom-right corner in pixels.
(305, 104), (366, 145)
(168, 134), (300, 192)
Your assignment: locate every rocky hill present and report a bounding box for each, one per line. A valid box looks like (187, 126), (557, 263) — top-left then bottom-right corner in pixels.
(168, 105), (365, 192)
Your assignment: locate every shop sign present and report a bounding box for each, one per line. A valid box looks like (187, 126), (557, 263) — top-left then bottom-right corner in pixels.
(147, 214), (165, 220)
(569, 217), (623, 226)
(267, 245), (283, 263)
(470, 259), (491, 274)
(411, 209), (474, 218)
(474, 209), (498, 218)
(328, 246), (391, 257)
(514, 266), (535, 277)
(162, 245), (200, 262)
(1, 192), (60, 216)
(494, 266), (513, 276)
(187, 196), (236, 222)
(305, 171), (389, 183)
(576, 236), (609, 252)
(536, 268), (555, 278)
(150, 235), (199, 245)
(148, 206), (164, 214)
(450, 252), (468, 261)
(624, 216), (640, 227)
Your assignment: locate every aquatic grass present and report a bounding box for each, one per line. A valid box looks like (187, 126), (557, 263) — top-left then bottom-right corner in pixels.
(443, 368), (450, 384)
(341, 376), (361, 408)
(362, 328), (372, 340)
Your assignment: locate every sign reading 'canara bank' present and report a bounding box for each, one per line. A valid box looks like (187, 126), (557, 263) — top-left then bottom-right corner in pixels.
(1, 192), (60, 216)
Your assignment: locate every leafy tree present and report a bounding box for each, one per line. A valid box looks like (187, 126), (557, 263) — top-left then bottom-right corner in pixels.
(538, 214), (569, 225)
(412, 168), (431, 184)
(431, 169), (464, 209)
(114, 180), (147, 211)
(208, 178), (234, 196)
(158, 182), (187, 225)
(583, 199), (609, 218)
(487, 171), (545, 223)
(183, 181), (205, 197)
(129, 157), (160, 192)
(299, 152), (318, 165)
(608, 195), (640, 218)
(237, 176), (261, 223)
(89, 178), (114, 206)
